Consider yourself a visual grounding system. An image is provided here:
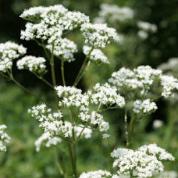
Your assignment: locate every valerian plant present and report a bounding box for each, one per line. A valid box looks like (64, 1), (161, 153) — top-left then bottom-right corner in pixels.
(0, 4), (177, 178)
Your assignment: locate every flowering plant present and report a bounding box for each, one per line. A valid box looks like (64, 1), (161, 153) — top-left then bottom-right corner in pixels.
(0, 4), (177, 178)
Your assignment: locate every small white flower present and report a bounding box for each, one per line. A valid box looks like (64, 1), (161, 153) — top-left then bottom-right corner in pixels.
(79, 170), (111, 178)
(0, 125), (11, 152)
(153, 120), (163, 129)
(17, 55), (46, 74)
(83, 46), (109, 64)
(161, 75), (178, 98)
(95, 3), (134, 24)
(133, 99), (157, 114)
(111, 144), (174, 178)
(0, 42), (26, 72)
(89, 83), (125, 107)
(81, 23), (120, 48)
(137, 21), (157, 33)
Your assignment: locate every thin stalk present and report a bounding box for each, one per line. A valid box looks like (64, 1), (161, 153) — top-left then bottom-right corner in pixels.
(73, 48), (93, 86)
(61, 60), (66, 86)
(35, 40), (49, 59)
(33, 73), (53, 89)
(9, 71), (32, 95)
(50, 44), (56, 87)
(0, 73), (10, 80)
(128, 115), (136, 148)
(67, 108), (78, 178)
(68, 142), (78, 178)
(163, 107), (175, 148)
(124, 109), (129, 147)
(55, 148), (67, 178)
(77, 127), (85, 140)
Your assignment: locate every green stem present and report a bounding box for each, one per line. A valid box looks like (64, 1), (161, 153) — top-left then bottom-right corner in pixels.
(34, 73), (53, 89)
(68, 142), (78, 178)
(164, 107), (175, 148)
(124, 110), (129, 147)
(61, 60), (66, 86)
(9, 71), (32, 95)
(50, 44), (56, 87)
(55, 148), (67, 178)
(73, 48), (93, 86)
(128, 115), (136, 148)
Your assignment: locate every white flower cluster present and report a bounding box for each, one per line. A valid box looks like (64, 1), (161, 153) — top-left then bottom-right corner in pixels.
(56, 86), (109, 135)
(0, 42), (26, 72)
(133, 99), (157, 114)
(111, 144), (174, 178)
(35, 132), (61, 152)
(79, 111), (109, 135)
(21, 4), (119, 63)
(29, 103), (93, 151)
(17, 55), (46, 74)
(0, 125), (11, 152)
(160, 75), (178, 98)
(159, 57), (178, 72)
(20, 5), (67, 22)
(83, 46), (109, 64)
(137, 21), (157, 40)
(56, 86), (89, 108)
(109, 66), (162, 93)
(81, 23), (120, 48)
(79, 170), (111, 178)
(88, 83), (125, 107)
(20, 5), (89, 62)
(46, 38), (78, 62)
(95, 3), (134, 24)
(108, 65), (178, 114)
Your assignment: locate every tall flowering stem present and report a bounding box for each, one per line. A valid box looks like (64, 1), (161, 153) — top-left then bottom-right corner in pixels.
(61, 60), (66, 86)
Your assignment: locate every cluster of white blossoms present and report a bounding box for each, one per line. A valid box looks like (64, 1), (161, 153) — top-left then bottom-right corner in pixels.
(160, 75), (178, 98)
(0, 42), (26, 72)
(95, 3), (134, 24)
(20, 4), (118, 63)
(88, 83), (125, 107)
(79, 144), (175, 178)
(109, 66), (162, 92)
(56, 86), (109, 135)
(46, 38), (78, 62)
(0, 125), (11, 152)
(29, 103), (93, 151)
(35, 132), (61, 152)
(107, 65), (178, 114)
(108, 65), (178, 98)
(83, 46), (109, 64)
(159, 57), (178, 72)
(20, 5), (89, 62)
(111, 144), (174, 178)
(79, 170), (111, 178)
(56, 86), (89, 108)
(133, 99), (157, 114)
(30, 82), (131, 150)
(81, 23), (120, 49)
(17, 55), (46, 74)
(137, 21), (157, 40)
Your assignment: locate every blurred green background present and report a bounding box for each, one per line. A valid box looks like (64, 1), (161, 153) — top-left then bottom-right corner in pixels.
(0, 0), (178, 177)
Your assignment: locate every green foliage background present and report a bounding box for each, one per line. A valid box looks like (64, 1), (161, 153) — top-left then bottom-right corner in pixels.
(0, 0), (178, 177)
